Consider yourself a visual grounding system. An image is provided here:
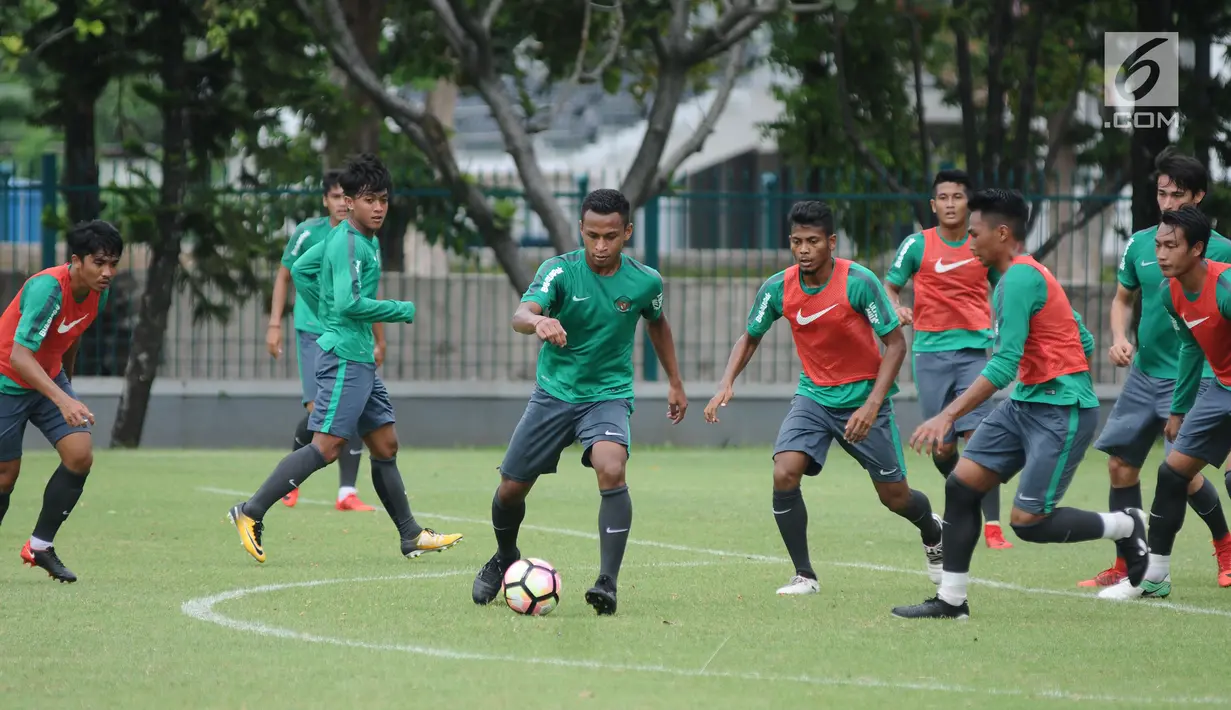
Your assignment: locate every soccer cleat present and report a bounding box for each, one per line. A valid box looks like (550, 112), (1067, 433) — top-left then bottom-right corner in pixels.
(335, 493), (375, 512)
(401, 528), (463, 558)
(776, 574), (820, 595)
(1077, 558), (1127, 588)
(228, 504), (265, 563)
(1098, 575), (1172, 600)
(472, 550), (519, 605)
(924, 513), (944, 584)
(891, 595), (970, 620)
(585, 574), (618, 616)
(1121, 508), (1149, 586)
(281, 489), (299, 507)
(20, 541), (77, 583)
(1213, 534), (1231, 588)
(984, 523), (1013, 549)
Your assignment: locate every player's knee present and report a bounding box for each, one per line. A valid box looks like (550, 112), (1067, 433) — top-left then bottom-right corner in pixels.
(0, 464), (18, 493)
(772, 454), (807, 490)
(933, 442), (957, 461)
(62, 450), (92, 474)
(593, 458), (626, 489)
(312, 435), (343, 463)
(875, 481), (912, 511)
(1008, 507), (1044, 529)
(945, 471), (984, 504)
(1107, 456), (1141, 487)
(1158, 460), (1193, 491)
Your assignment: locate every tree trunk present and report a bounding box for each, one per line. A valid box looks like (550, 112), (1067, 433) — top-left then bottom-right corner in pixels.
(1129, 0), (1173, 232)
(110, 1), (188, 448)
(951, 0), (980, 178)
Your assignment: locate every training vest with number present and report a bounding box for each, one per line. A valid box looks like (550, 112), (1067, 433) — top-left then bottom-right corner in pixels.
(1010, 256), (1088, 385)
(911, 228), (992, 333)
(783, 260), (881, 387)
(0, 265), (101, 388)
(1169, 260), (1231, 386)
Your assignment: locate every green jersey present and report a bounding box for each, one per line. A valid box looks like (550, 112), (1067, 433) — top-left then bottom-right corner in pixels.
(747, 262), (900, 409)
(984, 263), (1098, 408)
(1159, 272), (1231, 414)
(280, 216), (334, 335)
(289, 239), (326, 323)
(884, 230), (998, 352)
(521, 250), (664, 403)
(314, 221), (415, 363)
(0, 273), (109, 395)
(1118, 225), (1231, 379)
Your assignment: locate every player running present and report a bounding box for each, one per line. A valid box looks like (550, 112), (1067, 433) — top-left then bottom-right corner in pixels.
(1101, 206), (1231, 600)
(228, 153), (462, 563)
(266, 169), (378, 512)
(704, 200), (944, 596)
(1082, 150), (1231, 588)
(0, 220), (123, 582)
(470, 189), (687, 616)
(891, 188), (1148, 620)
(884, 169), (1010, 550)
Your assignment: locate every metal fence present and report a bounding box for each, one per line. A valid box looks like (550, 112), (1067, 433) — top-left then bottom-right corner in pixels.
(0, 154), (1135, 386)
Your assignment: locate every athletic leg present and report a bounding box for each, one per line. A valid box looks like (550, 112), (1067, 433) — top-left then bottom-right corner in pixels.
(768, 395), (834, 595)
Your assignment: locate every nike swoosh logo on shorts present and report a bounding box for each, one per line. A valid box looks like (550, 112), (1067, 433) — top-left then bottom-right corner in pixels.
(795, 304), (838, 325)
(604, 430), (623, 437)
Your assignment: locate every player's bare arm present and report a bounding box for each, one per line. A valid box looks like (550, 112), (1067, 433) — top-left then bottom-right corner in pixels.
(11, 343), (92, 427)
(883, 281), (913, 326)
(705, 332), (762, 423)
(373, 321), (386, 367)
(267, 265), (291, 358)
(512, 301), (567, 347)
(844, 326), (906, 444)
(645, 315), (687, 424)
(910, 375), (999, 455)
(1108, 283), (1137, 367)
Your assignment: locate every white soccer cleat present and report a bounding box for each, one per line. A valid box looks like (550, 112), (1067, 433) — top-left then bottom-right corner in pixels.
(1098, 575), (1171, 600)
(924, 513), (944, 585)
(776, 575), (820, 595)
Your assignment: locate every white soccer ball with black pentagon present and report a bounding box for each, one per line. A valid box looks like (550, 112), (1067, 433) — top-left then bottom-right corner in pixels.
(502, 557), (561, 616)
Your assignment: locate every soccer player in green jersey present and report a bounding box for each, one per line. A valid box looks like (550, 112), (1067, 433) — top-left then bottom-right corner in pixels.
(471, 189), (686, 616)
(266, 169), (378, 512)
(1082, 150), (1231, 589)
(884, 169), (1010, 550)
(229, 153), (462, 563)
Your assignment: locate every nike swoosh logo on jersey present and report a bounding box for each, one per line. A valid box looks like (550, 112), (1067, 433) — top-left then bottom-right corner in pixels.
(934, 257), (975, 273)
(1185, 316), (1209, 329)
(795, 304), (838, 325)
(57, 315), (89, 334)
(1141, 260), (1156, 266)
(572, 295), (590, 301)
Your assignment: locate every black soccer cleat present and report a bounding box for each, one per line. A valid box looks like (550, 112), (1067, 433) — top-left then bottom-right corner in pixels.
(472, 550), (519, 605)
(1121, 507), (1149, 586)
(21, 541), (77, 583)
(585, 574), (618, 616)
(891, 595), (970, 620)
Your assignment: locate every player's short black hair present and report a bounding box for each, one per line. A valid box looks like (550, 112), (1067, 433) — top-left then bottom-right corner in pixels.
(338, 153), (392, 198)
(580, 189), (631, 225)
(932, 169), (972, 196)
(65, 220), (123, 261)
(1160, 204), (1212, 258)
(788, 200), (834, 236)
(323, 168), (343, 194)
(1153, 147), (1208, 196)
(967, 188), (1028, 241)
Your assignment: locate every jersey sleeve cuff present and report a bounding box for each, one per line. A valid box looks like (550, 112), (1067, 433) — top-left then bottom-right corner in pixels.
(884, 273), (908, 288)
(980, 362), (1013, 390)
(14, 336), (41, 352)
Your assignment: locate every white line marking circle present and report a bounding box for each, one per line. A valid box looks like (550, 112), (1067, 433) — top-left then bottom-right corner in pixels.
(181, 571), (1223, 705)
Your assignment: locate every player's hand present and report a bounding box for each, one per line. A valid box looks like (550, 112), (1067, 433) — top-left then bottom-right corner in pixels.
(704, 385), (734, 423)
(58, 398), (94, 428)
(895, 306), (914, 327)
(1164, 414), (1183, 442)
(266, 323), (282, 358)
(844, 400), (879, 443)
(666, 381), (687, 424)
(1108, 339), (1134, 367)
(910, 413), (954, 455)
(374, 341), (386, 368)
(534, 317), (567, 347)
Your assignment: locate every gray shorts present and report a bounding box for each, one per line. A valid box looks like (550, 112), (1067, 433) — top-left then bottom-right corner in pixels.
(913, 349), (994, 442)
(771, 395), (906, 482)
(296, 330), (325, 406)
(1094, 365), (1212, 467)
(499, 386), (632, 483)
(307, 350), (395, 440)
(0, 371), (90, 462)
(963, 399), (1099, 515)
(1173, 381), (1231, 468)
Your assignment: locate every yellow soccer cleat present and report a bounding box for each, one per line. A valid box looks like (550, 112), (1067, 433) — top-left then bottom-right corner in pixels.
(401, 528), (463, 558)
(228, 504), (266, 563)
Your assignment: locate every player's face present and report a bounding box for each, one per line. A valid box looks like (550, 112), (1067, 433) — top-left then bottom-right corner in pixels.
(967, 210), (1007, 267)
(347, 189), (389, 233)
(788, 224), (834, 274)
(72, 250), (120, 292)
(930, 182), (968, 230)
(1155, 223), (1203, 278)
(579, 211), (631, 268)
(1157, 175), (1205, 213)
(323, 185), (347, 224)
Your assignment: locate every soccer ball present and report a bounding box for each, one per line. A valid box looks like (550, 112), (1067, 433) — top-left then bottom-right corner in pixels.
(502, 557), (562, 616)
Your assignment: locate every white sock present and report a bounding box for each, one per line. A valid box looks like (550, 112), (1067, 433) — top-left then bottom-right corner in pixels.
(985, 521), (1001, 528)
(338, 486), (357, 502)
(1145, 554), (1170, 583)
(1099, 512), (1134, 540)
(937, 571), (969, 606)
(28, 536), (52, 551)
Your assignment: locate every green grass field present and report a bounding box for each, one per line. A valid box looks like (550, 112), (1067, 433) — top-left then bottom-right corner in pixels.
(2, 445), (1227, 709)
